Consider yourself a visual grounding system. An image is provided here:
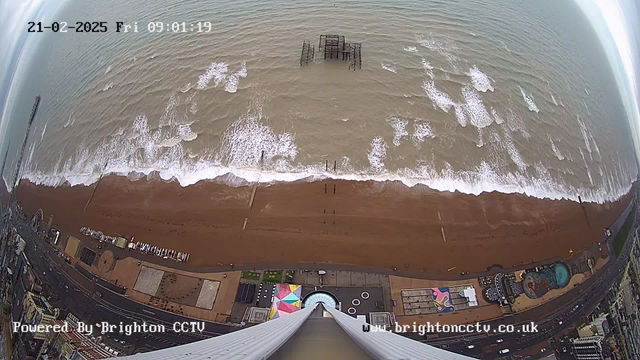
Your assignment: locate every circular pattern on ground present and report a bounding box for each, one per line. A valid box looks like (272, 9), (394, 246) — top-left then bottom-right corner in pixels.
(347, 307), (356, 315)
(352, 298), (361, 306)
(303, 291), (338, 309)
(159, 273), (201, 301)
(97, 250), (115, 274)
(554, 263), (570, 287)
(361, 292), (370, 299)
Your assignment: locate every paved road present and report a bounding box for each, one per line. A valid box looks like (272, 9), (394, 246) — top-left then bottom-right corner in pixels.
(13, 220), (237, 353)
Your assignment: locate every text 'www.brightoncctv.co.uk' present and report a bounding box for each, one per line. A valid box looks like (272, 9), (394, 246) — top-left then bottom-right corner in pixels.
(362, 322), (539, 335)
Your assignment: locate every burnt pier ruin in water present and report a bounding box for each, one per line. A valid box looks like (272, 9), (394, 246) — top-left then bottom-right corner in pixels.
(300, 34), (362, 70)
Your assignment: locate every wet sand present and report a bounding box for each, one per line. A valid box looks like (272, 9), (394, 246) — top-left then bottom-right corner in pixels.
(15, 176), (634, 275)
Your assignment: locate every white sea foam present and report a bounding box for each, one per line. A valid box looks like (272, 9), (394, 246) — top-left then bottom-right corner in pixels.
(189, 102), (198, 114)
(176, 124), (198, 142)
(461, 86), (493, 128)
(550, 93), (558, 106)
(549, 135), (565, 160)
(583, 100), (590, 115)
(197, 62), (228, 90)
(421, 59), (434, 70)
(412, 120), (434, 147)
(40, 123), (47, 140)
(386, 116), (409, 146)
(21, 146), (635, 205)
(476, 127), (485, 148)
(453, 105), (468, 127)
(589, 130), (601, 158)
(63, 115), (75, 128)
(217, 110), (297, 169)
(421, 58), (434, 79)
(225, 61), (248, 93)
(381, 63), (397, 73)
(180, 83), (193, 93)
(491, 107), (504, 124)
(422, 80), (454, 112)
(2, 174), (11, 193)
(579, 148), (593, 185)
(577, 116), (591, 155)
(26, 143), (35, 167)
(20, 96), (637, 205)
(104, 65), (111, 75)
(102, 83), (113, 92)
(416, 34), (459, 71)
(467, 65), (494, 92)
(519, 86), (539, 113)
(368, 136), (387, 172)
(502, 128), (526, 171)
(197, 61), (247, 93)
(403, 46), (418, 53)
(506, 110), (530, 138)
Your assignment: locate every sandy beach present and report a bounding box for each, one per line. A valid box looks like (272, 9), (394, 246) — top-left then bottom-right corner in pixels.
(15, 176), (634, 274)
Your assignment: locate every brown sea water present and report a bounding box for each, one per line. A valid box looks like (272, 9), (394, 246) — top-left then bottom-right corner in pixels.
(5, 0), (637, 203)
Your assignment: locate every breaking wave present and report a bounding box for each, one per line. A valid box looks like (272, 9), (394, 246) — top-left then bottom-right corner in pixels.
(519, 86), (539, 113)
(386, 116), (409, 146)
(381, 63), (397, 73)
(20, 91), (636, 205)
(196, 61), (247, 92)
(416, 33), (460, 71)
(577, 115), (592, 158)
(422, 80), (454, 112)
(412, 120), (435, 147)
(421, 58), (434, 79)
(63, 115), (75, 128)
(368, 136), (387, 172)
(549, 136), (565, 161)
(468, 65), (494, 92)
(40, 123), (47, 140)
(461, 86), (493, 128)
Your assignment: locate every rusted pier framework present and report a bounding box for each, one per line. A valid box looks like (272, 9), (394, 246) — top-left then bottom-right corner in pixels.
(300, 40), (315, 66)
(300, 34), (361, 70)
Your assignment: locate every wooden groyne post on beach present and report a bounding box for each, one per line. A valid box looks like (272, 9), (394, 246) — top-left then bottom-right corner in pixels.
(248, 151), (264, 211)
(578, 195), (591, 229)
(245, 151), (264, 230)
(84, 159), (109, 213)
(11, 96), (40, 201)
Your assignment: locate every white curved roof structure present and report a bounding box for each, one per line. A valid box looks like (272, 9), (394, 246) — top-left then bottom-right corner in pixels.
(115, 303), (473, 360)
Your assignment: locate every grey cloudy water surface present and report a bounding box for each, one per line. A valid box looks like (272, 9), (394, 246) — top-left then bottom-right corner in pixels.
(8, 0), (638, 203)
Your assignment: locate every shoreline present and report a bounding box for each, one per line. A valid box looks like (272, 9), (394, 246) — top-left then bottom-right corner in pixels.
(15, 175), (635, 273)
(20, 164), (635, 204)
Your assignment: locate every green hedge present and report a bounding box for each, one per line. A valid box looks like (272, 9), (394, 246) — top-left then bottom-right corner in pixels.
(241, 271), (261, 280)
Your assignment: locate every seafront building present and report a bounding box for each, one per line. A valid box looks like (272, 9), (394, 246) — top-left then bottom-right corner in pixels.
(23, 292), (58, 341)
(47, 320), (113, 360)
(570, 336), (606, 360)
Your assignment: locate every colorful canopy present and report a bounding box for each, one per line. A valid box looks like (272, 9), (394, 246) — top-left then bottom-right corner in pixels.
(269, 284), (302, 320)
